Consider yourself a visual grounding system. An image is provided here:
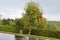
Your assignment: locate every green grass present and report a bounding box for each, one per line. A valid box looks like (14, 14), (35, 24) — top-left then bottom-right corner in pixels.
(0, 25), (15, 32)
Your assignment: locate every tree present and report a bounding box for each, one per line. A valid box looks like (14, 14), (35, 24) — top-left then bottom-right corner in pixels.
(1, 19), (11, 25)
(22, 1), (47, 34)
(24, 2), (41, 28)
(39, 17), (47, 30)
(15, 18), (24, 33)
(9, 19), (15, 26)
(15, 1), (47, 34)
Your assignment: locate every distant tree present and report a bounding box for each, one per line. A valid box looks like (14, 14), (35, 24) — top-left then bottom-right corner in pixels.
(1, 19), (10, 25)
(0, 14), (2, 26)
(0, 14), (2, 19)
(1, 19), (7, 25)
(9, 19), (15, 26)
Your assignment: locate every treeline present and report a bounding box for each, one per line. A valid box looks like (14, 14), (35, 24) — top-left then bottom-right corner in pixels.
(47, 21), (60, 30)
(0, 19), (15, 26)
(0, 19), (16, 32)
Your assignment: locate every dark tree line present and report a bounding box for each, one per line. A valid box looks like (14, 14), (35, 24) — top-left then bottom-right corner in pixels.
(0, 19), (15, 26)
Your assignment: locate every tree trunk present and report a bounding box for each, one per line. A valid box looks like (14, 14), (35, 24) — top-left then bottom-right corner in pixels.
(20, 30), (23, 34)
(29, 29), (31, 35)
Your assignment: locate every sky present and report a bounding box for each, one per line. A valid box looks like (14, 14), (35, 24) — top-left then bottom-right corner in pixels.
(0, 0), (60, 21)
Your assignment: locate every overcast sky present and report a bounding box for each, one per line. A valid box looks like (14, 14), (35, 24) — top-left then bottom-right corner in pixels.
(0, 0), (60, 21)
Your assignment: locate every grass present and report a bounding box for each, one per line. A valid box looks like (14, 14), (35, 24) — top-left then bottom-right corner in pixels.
(0, 25), (15, 32)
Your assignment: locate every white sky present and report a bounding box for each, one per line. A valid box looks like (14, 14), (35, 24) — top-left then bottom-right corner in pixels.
(0, 0), (60, 21)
